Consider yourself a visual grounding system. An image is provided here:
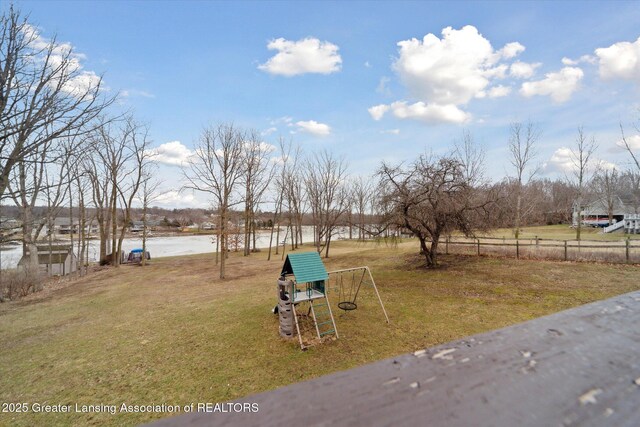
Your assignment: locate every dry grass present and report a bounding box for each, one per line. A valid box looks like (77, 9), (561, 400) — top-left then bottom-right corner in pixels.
(485, 224), (640, 242)
(1, 239), (640, 426)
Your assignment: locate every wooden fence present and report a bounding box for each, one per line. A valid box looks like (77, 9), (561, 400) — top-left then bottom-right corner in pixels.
(441, 236), (640, 264)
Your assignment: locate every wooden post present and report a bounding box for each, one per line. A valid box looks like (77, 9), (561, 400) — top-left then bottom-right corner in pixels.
(535, 236), (539, 248)
(516, 239), (519, 259)
(626, 237), (630, 263)
(477, 239), (480, 256)
(446, 236), (449, 255)
(564, 240), (568, 261)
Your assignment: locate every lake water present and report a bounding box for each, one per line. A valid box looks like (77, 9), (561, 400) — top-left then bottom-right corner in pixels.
(0, 226), (352, 269)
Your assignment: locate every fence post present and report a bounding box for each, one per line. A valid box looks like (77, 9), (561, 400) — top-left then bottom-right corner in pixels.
(516, 239), (519, 259)
(626, 237), (630, 263)
(446, 236), (449, 255)
(535, 236), (539, 248)
(477, 239), (480, 256)
(564, 240), (568, 261)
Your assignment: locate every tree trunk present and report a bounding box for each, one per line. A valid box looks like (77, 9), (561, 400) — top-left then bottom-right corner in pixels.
(576, 195), (582, 241)
(515, 186), (522, 239)
(219, 206), (226, 279)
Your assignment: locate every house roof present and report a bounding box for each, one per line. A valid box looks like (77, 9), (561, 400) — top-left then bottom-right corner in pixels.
(281, 252), (328, 283)
(582, 196), (631, 216)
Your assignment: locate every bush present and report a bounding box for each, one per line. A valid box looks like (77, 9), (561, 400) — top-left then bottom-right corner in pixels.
(0, 269), (43, 302)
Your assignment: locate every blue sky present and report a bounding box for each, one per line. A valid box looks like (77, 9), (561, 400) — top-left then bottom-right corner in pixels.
(10, 0), (640, 207)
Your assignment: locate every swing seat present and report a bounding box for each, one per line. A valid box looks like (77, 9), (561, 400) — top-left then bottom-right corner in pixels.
(338, 301), (357, 311)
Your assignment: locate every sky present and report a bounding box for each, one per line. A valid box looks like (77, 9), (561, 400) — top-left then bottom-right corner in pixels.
(7, 0), (640, 208)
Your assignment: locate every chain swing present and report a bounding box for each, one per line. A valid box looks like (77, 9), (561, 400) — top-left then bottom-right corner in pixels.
(338, 270), (361, 311)
(328, 266), (390, 323)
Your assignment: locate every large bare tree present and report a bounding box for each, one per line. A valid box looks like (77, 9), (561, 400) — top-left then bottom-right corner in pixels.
(0, 6), (112, 200)
(569, 127), (597, 240)
(303, 150), (349, 258)
(241, 131), (275, 256)
(508, 121), (541, 238)
(378, 153), (497, 268)
(183, 123), (245, 279)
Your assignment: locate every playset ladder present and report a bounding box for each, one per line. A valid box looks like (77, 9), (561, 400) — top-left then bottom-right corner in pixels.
(311, 297), (339, 340)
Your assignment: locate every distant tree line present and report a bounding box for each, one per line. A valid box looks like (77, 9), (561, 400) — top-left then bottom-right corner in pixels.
(3, 3), (640, 288)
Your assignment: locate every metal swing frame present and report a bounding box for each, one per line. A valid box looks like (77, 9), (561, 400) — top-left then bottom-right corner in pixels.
(327, 266), (390, 323)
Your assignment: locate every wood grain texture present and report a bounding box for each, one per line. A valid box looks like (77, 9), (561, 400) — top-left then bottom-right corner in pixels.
(148, 290), (640, 427)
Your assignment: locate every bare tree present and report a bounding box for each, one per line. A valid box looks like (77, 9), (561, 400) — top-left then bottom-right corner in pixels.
(303, 150), (349, 258)
(114, 119), (152, 266)
(242, 131), (275, 255)
(0, 6), (112, 200)
(378, 154), (497, 268)
(619, 122), (640, 172)
(183, 123), (245, 279)
(508, 121), (541, 238)
(620, 170), (640, 214)
(569, 127), (597, 240)
(351, 176), (374, 241)
(454, 129), (486, 187)
(138, 171), (161, 266)
(593, 167), (620, 225)
(7, 137), (75, 273)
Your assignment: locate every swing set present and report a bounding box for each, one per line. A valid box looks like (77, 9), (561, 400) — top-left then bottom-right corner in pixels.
(276, 252), (389, 350)
(328, 266), (389, 323)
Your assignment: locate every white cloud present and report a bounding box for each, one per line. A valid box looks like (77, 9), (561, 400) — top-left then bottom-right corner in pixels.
(120, 89), (155, 99)
(243, 141), (277, 154)
(295, 120), (331, 136)
(150, 141), (194, 166)
(364, 61), (371, 68)
(258, 37), (342, 76)
(261, 127), (277, 136)
(544, 147), (617, 174)
(498, 42), (526, 59)
(380, 129), (400, 135)
(561, 55), (596, 66)
(487, 85), (511, 98)
(595, 37), (640, 82)
(520, 67), (584, 103)
(373, 25), (524, 124)
(393, 25), (523, 106)
(270, 116), (293, 126)
(154, 190), (206, 208)
(510, 61), (541, 79)
(388, 101), (470, 124)
(23, 23), (102, 98)
(368, 104), (390, 121)
(615, 134), (640, 151)
(376, 76), (391, 95)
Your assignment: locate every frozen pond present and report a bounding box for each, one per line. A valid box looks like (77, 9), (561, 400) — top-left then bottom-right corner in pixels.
(0, 226), (351, 269)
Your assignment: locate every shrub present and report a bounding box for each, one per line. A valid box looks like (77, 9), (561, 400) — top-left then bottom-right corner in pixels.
(0, 269), (44, 302)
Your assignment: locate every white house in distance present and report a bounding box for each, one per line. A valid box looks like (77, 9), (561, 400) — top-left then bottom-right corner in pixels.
(573, 196), (639, 234)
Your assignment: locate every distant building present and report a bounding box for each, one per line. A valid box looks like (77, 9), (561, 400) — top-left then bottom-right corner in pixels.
(18, 244), (77, 276)
(55, 217), (98, 235)
(130, 220), (160, 232)
(573, 196), (629, 227)
(573, 196), (639, 233)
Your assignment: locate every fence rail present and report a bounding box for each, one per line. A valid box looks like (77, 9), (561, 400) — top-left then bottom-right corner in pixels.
(441, 236), (640, 264)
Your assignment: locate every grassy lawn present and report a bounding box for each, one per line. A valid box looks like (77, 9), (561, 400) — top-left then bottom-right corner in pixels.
(1, 237), (640, 426)
(485, 224), (640, 241)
